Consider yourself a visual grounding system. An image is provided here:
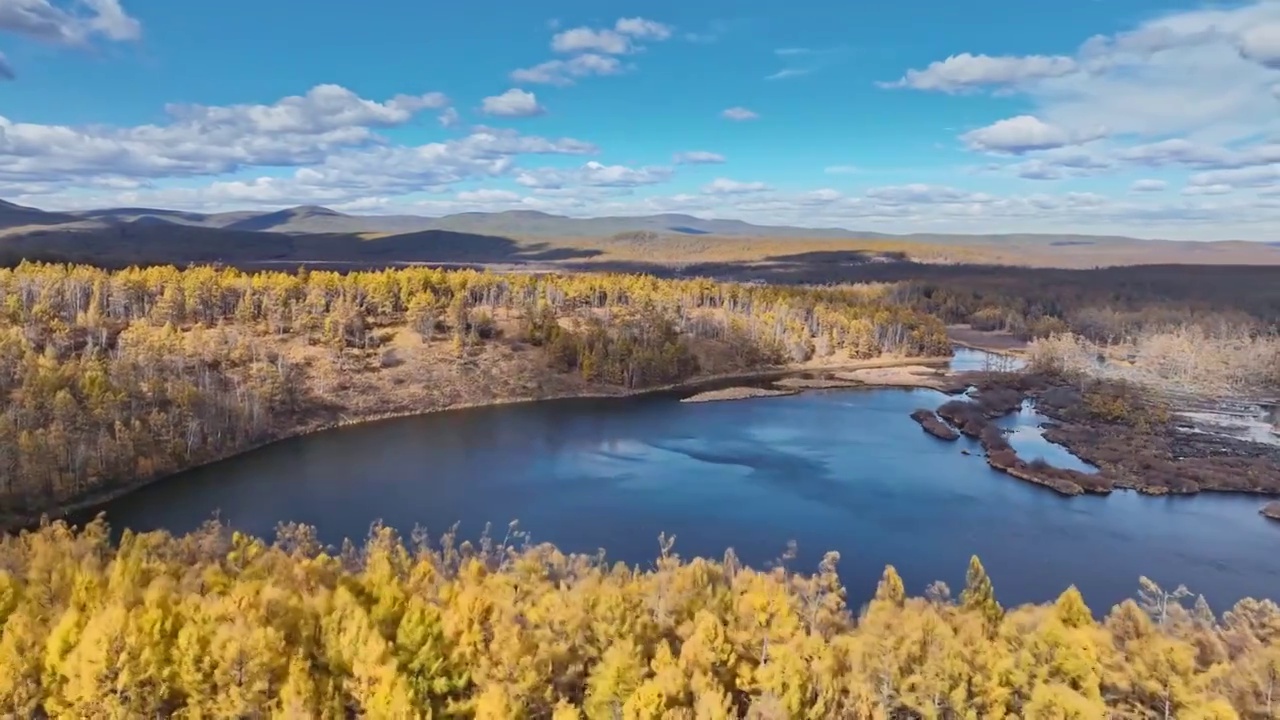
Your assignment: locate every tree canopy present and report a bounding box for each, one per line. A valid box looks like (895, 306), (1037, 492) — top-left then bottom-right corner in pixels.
(0, 519), (1274, 718)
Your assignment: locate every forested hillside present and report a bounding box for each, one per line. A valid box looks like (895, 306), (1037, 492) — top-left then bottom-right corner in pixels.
(0, 263), (949, 523)
(0, 519), (1275, 717)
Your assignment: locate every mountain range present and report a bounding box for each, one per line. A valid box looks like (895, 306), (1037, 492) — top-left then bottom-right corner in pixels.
(0, 199), (1157, 245)
(2, 198), (1279, 270)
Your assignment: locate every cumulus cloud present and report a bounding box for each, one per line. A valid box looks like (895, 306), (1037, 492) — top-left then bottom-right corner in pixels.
(164, 84), (449, 135)
(864, 184), (990, 204)
(0, 0), (141, 45)
(438, 107), (461, 128)
(892, 1), (1280, 155)
(672, 150), (725, 164)
(551, 27), (630, 54)
(1237, 24), (1280, 68)
(962, 115), (1106, 154)
(1130, 179), (1168, 192)
(24, 174), (1280, 240)
(550, 17), (672, 54)
(882, 53), (1077, 92)
(0, 84), (457, 181)
(480, 89), (544, 118)
(0, 82), (598, 210)
(721, 106), (758, 121)
(701, 178), (771, 194)
(515, 161), (673, 189)
(513, 17), (669, 87)
(510, 53), (623, 85)
(0, 0), (141, 77)
(1188, 164), (1280, 189)
(614, 17), (672, 40)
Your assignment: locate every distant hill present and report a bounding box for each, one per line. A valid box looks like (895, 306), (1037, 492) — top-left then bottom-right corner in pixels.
(42, 203), (1206, 245)
(3, 198), (1279, 270)
(0, 199), (85, 230)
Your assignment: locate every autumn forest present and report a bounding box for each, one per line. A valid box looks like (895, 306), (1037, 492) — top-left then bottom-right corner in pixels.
(0, 518), (1277, 718)
(1, 259), (1279, 718)
(0, 262), (949, 523)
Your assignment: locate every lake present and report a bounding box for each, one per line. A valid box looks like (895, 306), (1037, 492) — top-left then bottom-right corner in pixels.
(83, 348), (1280, 614)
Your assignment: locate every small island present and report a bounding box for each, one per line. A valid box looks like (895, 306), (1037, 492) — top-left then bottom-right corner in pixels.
(681, 386), (798, 403)
(910, 409), (960, 441)
(1263, 501), (1280, 521)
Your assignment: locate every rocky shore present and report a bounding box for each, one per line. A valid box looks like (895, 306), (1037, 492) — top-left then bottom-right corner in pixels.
(922, 372), (1280, 512)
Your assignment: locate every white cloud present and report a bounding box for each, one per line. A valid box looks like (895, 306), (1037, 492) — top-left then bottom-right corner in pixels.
(1181, 183), (1234, 196)
(614, 17), (672, 40)
(824, 165), (860, 174)
(672, 150), (725, 164)
(1012, 160), (1064, 180)
(165, 84), (448, 134)
(517, 17), (669, 87)
(962, 115), (1106, 154)
(890, 1), (1280, 146)
(0, 84), (454, 181)
(0, 81), (598, 209)
(23, 174), (1280, 241)
(0, 0), (141, 45)
(438, 107), (461, 128)
(480, 89), (545, 118)
(721, 106), (758, 121)
(865, 184), (991, 204)
(882, 53), (1078, 92)
(549, 18), (670, 55)
(1237, 24), (1280, 69)
(1188, 164), (1280, 189)
(765, 68), (810, 80)
(1130, 179), (1167, 192)
(551, 27), (630, 54)
(775, 47), (810, 56)
(510, 53), (623, 85)
(515, 161), (673, 189)
(701, 178), (771, 194)
(456, 189), (523, 203)
(0, 0), (141, 77)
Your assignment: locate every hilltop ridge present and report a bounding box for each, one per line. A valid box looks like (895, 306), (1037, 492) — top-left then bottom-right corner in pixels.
(3, 198), (1279, 270)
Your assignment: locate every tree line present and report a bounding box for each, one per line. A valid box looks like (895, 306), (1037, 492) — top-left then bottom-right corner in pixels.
(0, 518), (1275, 718)
(0, 262), (949, 520)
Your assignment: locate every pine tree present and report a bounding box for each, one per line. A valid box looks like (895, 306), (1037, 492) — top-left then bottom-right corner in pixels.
(960, 556), (1003, 631)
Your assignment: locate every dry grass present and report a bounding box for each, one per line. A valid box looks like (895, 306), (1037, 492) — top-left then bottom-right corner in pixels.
(1028, 327), (1280, 398)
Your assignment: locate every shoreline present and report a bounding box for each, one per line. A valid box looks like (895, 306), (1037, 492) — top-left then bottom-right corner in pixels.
(10, 353), (952, 533)
(932, 375), (1280, 514)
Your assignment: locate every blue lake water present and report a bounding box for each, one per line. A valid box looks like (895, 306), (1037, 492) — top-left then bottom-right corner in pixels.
(83, 350), (1280, 614)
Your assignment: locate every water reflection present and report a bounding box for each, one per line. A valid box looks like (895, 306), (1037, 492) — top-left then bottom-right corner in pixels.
(996, 400), (1098, 474)
(84, 384), (1277, 613)
(948, 347), (1027, 373)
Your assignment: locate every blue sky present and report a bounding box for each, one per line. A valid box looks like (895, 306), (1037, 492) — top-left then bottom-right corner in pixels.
(2, 0), (1279, 239)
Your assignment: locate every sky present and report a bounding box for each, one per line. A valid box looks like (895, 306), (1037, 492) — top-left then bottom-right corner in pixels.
(1, 0), (1279, 240)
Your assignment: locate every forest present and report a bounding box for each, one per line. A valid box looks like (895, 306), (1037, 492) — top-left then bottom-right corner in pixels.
(0, 262), (949, 524)
(0, 518), (1276, 718)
